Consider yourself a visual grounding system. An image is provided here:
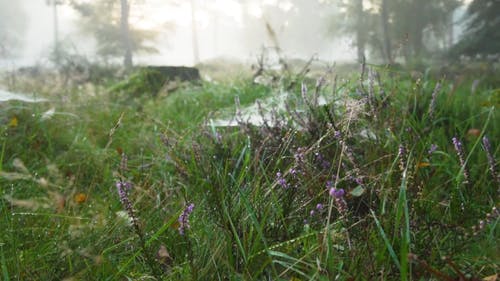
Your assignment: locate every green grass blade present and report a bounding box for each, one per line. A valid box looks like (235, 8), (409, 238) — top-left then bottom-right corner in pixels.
(371, 210), (401, 271)
(1, 243), (9, 281)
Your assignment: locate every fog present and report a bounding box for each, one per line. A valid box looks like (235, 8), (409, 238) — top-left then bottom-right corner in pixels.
(0, 0), (360, 68)
(0, 0), (478, 70)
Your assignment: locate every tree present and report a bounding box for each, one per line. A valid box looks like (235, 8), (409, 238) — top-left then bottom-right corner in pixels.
(70, 0), (159, 67)
(325, 0), (369, 62)
(0, 0), (27, 58)
(120, 0), (133, 68)
(326, 0), (460, 64)
(453, 0), (500, 56)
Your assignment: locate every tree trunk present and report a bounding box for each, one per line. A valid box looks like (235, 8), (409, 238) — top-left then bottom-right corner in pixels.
(120, 0), (133, 69)
(190, 0), (200, 65)
(380, 0), (392, 64)
(52, 0), (60, 64)
(355, 0), (365, 62)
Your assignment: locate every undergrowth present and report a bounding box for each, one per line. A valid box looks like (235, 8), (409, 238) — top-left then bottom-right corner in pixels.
(0, 64), (498, 280)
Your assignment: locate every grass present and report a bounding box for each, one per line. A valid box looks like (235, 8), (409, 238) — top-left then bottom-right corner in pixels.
(0, 64), (498, 280)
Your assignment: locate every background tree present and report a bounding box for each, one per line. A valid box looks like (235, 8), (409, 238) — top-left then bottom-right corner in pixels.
(326, 0), (460, 64)
(0, 0), (27, 58)
(325, 0), (369, 62)
(453, 0), (500, 57)
(70, 0), (159, 68)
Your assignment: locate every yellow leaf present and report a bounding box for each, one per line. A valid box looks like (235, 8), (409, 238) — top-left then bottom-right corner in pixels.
(8, 116), (18, 127)
(74, 193), (87, 204)
(417, 162), (431, 168)
(483, 274), (498, 281)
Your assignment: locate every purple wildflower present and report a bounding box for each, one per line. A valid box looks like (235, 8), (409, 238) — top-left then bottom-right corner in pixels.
(334, 130), (342, 139)
(316, 203), (324, 210)
(178, 203), (195, 235)
(329, 187), (347, 214)
(452, 137), (470, 185)
(310, 210), (315, 216)
(482, 136), (499, 186)
(428, 144), (438, 155)
(428, 82), (441, 119)
(315, 152), (331, 169)
(326, 180), (334, 189)
(116, 180), (139, 228)
(398, 144), (407, 171)
(120, 153), (128, 172)
(276, 171), (289, 189)
(329, 188), (345, 198)
(294, 147), (306, 163)
(354, 177), (363, 186)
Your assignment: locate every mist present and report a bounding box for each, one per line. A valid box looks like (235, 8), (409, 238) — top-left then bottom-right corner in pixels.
(1, 0), (360, 68)
(0, 0), (494, 71)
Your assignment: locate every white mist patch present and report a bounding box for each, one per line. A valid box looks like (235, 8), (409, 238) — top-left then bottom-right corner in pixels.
(0, 89), (47, 103)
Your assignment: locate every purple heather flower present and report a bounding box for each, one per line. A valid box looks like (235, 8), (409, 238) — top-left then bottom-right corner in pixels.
(310, 210), (315, 216)
(116, 181), (133, 191)
(315, 152), (331, 169)
(116, 180), (139, 228)
(334, 130), (342, 139)
(482, 136), (499, 186)
(326, 180), (334, 189)
(329, 188), (345, 198)
(316, 203), (324, 210)
(276, 171), (290, 189)
(120, 153), (128, 172)
(294, 147), (306, 163)
(428, 82), (441, 119)
(398, 144), (407, 171)
(452, 137), (470, 185)
(428, 144), (438, 155)
(178, 203), (195, 235)
(354, 177), (363, 186)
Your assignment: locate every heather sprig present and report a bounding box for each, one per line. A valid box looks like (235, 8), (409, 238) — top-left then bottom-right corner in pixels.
(452, 137), (470, 185)
(116, 180), (139, 230)
(428, 81), (442, 120)
(482, 136), (499, 186)
(115, 153), (162, 278)
(276, 171), (290, 189)
(178, 203), (195, 235)
(329, 185), (347, 214)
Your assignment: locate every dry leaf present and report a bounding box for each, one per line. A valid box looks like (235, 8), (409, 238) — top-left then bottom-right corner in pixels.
(157, 244), (173, 269)
(8, 116), (18, 127)
(0, 171), (32, 181)
(483, 274), (498, 281)
(417, 162), (431, 168)
(3, 195), (43, 210)
(467, 128), (481, 137)
(49, 191), (66, 213)
(13, 158), (29, 174)
(74, 193), (87, 204)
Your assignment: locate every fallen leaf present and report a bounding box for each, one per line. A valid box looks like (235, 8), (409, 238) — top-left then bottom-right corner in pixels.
(49, 191), (65, 213)
(0, 171), (32, 181)
(74, 193), (87, 204)
(157, 244), (173, 270)
(3, 195), (43, 210)
(417, 162), (431, 168)
(467, 128), (481, 137)
(8, 116), (18, 127)
(483, 274), (497, 281)
(13, 158), (29, 174)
